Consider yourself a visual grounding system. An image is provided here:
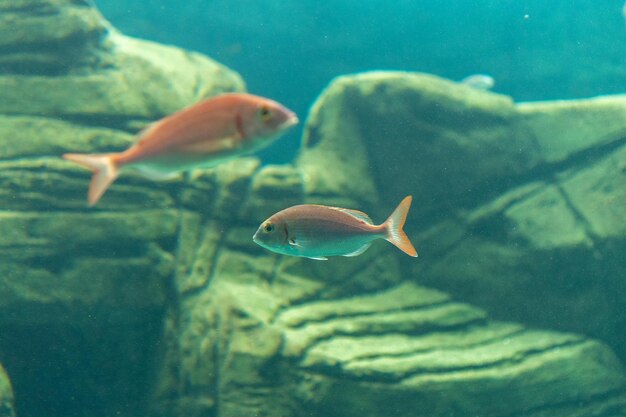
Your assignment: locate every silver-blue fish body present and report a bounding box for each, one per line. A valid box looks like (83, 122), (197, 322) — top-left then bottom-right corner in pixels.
(275, 216), (382, 259)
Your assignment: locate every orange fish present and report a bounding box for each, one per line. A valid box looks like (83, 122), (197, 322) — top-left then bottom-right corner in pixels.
(63, 93), (298, 206)
(253, 196), (418, 260)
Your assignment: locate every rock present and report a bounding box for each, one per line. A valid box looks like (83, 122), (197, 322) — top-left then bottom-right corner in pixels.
(418, 142), (626, 358)
(518, 96), (626, 163)
(298, 71), (626, 367)
(0, 209), (177, 322)
(279, 284), (626, 417)
(158, 275), (626, 417)
(415, 107), (626, 358)
(151, 141), (626, 417)
(299, 71), (541, 218)
(0, 1), (244, 124)
(0, 365), (15, 417)
(0, 0), (244, 416)
(0, 0), (106, 75)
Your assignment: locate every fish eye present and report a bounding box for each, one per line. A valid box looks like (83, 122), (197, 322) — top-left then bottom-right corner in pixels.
(263, 222), (274, 233)
(258, 106), (273, 122)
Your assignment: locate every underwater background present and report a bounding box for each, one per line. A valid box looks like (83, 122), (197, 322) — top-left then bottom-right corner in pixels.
(96, 0), (626, 163)
(0, 0), (625, 417)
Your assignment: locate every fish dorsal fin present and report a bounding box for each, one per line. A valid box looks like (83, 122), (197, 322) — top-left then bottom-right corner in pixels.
(342, 243), (371, 257)
(334, 208), (373, 224)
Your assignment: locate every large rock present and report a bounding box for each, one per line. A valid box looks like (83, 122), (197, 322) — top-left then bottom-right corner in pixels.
(299, 71), (626, 363)
(299, 71), (538, 211)
(0, 1), (243, 416)
(279, 284), (626, 417)
(153, 232), (626, 417)
(0, 0), (244, 173)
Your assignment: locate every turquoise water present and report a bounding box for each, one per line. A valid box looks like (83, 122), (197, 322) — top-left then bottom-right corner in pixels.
(96, 0), (626, 163)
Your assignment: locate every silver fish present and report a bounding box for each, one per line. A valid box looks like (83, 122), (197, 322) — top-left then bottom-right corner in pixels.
(253, 196), (418, 260)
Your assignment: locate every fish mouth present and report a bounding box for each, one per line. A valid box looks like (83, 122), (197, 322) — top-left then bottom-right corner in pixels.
(283, 112), (299, 128)
(252, 232), (269, 251)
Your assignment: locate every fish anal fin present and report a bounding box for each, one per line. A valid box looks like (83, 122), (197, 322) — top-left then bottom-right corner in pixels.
(342, 243), (371, 257)
(135, 166), (182, 181)
(307, 256), (328, 261)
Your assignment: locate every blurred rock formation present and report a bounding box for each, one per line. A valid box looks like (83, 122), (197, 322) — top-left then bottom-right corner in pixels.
(0, 0), (243, 416)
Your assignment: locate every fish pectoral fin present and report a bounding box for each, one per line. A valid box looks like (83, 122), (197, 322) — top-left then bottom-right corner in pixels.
(342, 243), (371, 257)
(290, 239), (326, 259)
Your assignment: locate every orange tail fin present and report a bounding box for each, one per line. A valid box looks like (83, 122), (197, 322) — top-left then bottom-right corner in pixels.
(62, 153), (119, 206)
(383, 195), (418, 257)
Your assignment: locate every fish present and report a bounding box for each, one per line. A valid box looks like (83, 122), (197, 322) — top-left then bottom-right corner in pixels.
(63, 93), (298, 206)
(253, 196), (418, 260)
(460, 74), (495, 90)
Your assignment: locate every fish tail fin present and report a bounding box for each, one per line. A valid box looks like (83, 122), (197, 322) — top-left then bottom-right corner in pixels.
(382, 195), (418, 257)
(62, 153), (119, 206)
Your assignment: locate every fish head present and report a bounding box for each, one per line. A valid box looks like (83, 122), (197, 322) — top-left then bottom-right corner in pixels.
(253, 216), (294, 255)
(238, 96), (298, 145)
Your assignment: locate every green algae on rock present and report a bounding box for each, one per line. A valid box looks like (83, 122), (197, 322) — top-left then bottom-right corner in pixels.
(0, 364), (14, 417)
